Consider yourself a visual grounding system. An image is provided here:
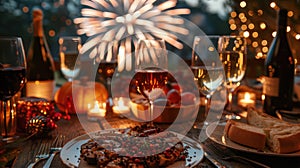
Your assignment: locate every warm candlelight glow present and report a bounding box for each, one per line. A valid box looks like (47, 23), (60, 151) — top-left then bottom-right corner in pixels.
(113, 97), (130, 117)
(87, 101), (106, 121)
(238, 92), (255, 108)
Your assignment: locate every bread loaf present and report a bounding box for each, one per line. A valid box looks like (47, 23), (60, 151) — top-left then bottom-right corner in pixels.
(247, 108), (291, 128)
(224, 120), (267, 150)
(247, 108), (300, 154)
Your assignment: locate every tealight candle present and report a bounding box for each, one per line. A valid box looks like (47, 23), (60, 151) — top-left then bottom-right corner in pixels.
(87, 101), (106, 121)
(113, 97), (130, 117)
(238, 92), (256, 108)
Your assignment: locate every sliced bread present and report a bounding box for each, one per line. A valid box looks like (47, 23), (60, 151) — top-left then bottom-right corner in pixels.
(224, 119), (267, 150)
(247, 108), (300, 154)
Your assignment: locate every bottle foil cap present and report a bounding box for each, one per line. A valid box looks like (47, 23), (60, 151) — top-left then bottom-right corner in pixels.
(32, 8), (43, 21)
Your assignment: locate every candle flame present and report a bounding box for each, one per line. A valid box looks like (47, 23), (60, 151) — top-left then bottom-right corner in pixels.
(245, 92), (251, 100)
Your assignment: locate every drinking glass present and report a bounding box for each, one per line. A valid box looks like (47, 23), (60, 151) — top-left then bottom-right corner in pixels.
(0, 37), (26, 139)
(130, 39), (168, 125)
(219, 36), (247, 112)
(191, 36), (224, 127)
(96, 41), (119, 112)
(59, 36), (81, 81)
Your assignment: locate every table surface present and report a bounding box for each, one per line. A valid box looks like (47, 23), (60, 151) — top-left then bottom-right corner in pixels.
(11, 110), (300, 168)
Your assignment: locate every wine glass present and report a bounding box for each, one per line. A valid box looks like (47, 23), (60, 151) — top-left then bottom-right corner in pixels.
(130, 39), (168, 125)
(0, 37), (26, 139)
(95, 41), (119, 114)
(59, 36), (81, 82)
(191, 36), (224, 128)
(219, 35), (247, 113)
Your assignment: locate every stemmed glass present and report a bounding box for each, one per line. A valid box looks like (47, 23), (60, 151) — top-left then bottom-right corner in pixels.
(191, 36), (224, 128)
(0, 37), (26, 139)
(59, 36), (81, 82)
(219, 35), (247, 112)
(130, 39), (168, 125)
(96, 41), (118, 113)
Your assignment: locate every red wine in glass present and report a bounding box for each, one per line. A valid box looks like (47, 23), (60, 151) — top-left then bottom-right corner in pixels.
(0, 67), (26, 101)
(130, 67), (168, 100)
(0, 37), (27, 138)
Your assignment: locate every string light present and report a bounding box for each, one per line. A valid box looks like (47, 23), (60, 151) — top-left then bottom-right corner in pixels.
(270, 2), (276, 8)
(240, 1), (247, 8)
(230, 1), (300, 59)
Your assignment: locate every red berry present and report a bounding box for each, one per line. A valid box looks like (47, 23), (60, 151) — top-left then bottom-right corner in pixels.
(167, 89), (181, 105)
(171, 83), (182, 93)
(181, 92), (196, 105)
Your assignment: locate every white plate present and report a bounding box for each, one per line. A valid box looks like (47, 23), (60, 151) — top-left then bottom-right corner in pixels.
(60, 129), (204, 168)
(278, 109), (300, 115)
(206, 122), (300, 157)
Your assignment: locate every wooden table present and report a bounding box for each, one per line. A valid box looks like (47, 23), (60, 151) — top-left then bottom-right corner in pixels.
(12, 112), (300, 168)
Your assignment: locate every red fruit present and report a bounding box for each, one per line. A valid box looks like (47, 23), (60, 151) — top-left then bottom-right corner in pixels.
(181, 92), (196, 105)
(167, 89), (181, 105)
(171, 83), (182, 93)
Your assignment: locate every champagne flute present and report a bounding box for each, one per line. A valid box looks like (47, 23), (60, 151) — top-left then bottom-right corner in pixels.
(130, 39), (168, 125)
(59, 36), (81, 82)
(0, 37), (26, 139)
(191, 36), (224, 128)
(219, 35), (247, 113)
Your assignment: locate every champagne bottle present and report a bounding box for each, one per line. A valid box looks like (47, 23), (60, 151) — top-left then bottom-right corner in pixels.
(26, 8), (55, 100)
(263, 9), (294, 116)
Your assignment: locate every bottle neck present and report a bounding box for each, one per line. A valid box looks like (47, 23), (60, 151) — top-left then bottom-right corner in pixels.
(33, 19), (44, 37)
(277, 13), (287, 35)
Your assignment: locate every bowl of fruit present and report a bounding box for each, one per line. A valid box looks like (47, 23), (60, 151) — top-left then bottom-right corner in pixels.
(130, 83), (200, 123)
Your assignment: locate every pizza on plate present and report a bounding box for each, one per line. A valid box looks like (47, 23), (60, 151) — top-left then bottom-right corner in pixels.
(80, 125), (189, 168)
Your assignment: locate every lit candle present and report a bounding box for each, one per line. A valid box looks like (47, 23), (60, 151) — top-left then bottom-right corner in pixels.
(87, 101), (106, 121)
(113, 97), (130, 117)
(238, 92), (255, 108)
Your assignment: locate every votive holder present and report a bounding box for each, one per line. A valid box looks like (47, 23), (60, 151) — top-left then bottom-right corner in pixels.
(87, 101), (106, 121)
(112, 97), (130, 118)
(237, 92), (256, 108)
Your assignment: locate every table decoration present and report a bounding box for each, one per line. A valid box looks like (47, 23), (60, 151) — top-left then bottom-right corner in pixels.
(87, 101), (106, 121)
(237, 91), (256, 108)
(16, 97), (61, 133)
(112, 97), (130, 117)
(25, 115), (56, 136)
(54, 80), (108, 114)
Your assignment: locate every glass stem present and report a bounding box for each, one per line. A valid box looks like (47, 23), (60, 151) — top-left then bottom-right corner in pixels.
(3, 101), (8, 137)
(205, 95), (211, 117)
(106, 78), (113, 116)
(149, 100), (154, 126)
(204, 95), (212, 126)
(107, 78), (112, 96)
(227, 91), (233, 112)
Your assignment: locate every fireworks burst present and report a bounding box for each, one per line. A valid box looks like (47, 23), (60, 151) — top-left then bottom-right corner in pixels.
(74, 0), (190, 71)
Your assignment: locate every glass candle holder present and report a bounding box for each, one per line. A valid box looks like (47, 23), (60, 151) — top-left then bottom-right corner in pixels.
(87, 101), (106, 121)
(112, 97), (130, 118)
(237, 92), (256, 108)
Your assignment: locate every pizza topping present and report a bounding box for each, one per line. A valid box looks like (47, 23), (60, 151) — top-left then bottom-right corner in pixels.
(80, 124), (188, 167)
